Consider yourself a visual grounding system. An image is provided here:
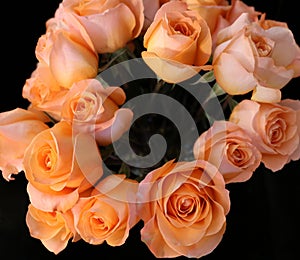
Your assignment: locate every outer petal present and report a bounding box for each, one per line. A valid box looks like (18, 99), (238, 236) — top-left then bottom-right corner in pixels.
(78, 4), (136, 53)
(142, 51), (212, 83)
(255, 57), (294, 89)
(50, 31), (98, 88)
(0, 108), (49, 181)
(214, 52), (257, 94)
(95, 108), (134, 146)
(251, 85), (282, 103)
(27, 183), (79, 213)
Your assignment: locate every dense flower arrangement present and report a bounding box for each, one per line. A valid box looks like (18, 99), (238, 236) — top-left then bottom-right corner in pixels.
(1, 0), (300, 258)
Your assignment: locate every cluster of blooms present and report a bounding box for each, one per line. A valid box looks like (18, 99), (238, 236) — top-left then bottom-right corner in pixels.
(1, 0), (300, 258)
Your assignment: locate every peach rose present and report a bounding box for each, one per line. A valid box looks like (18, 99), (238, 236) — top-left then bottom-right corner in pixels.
(193, 120), (262, 184)
(22, 62), (69, 121)
(23, 121), (103, 212)
(26, 204), (77, 254)
(213, 13), (300, 103)
(142, 0), (213, 83)
(229, 99), (300, 172)
(183, 0), (261, 50)
(61, 0), (144, 54)
(0, 108), (49, 181)
(212, 0), (261, 50)
(61, 78), (133, 146)
(35, 7), (99, 88)
(71, 174), (138, 246)
(137, 159), (230, 258)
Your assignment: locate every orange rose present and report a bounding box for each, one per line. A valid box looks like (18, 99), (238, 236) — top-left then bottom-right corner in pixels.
(213, 13), (300, 103)
(61, 0), (144, 54)
(0, 108), (49, 181)
(193, 120), (262, 184)
(183, 0), (261, 50)
(22, 62), (69, 121)
(26, 204), (77, 254)
(35, 7), (99, 88)
(137, 159), (230, 258)
(23, 121), (103, 212)
(229, 99), (300, 172)
(71, 174), (139, 246)
(142, 0), (212, 83)
(61, 78), (133, 146)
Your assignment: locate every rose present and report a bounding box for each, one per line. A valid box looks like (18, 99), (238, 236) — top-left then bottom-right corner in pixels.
(229, 99), (300, 172)
(193, 120), (262, 184)
(22, 62), (69, 121)
(23, 7), (99, 119)
(61, 0), (144, 54)
(141, 0), (213, 83)
(71, 174), (138, 246)
(213, 13), (300, 103)
(26, 204), (77, 254)
(137, 159), (230, 258)
(61, 78), (133, 146)
(35, 7), (99, 89)
(183, 0), (261, 50)
(23, 121), (103, 212)
(0, 108), (49, 181)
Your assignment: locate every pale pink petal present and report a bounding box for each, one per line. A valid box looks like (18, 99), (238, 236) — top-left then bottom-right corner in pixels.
(266, 26), (300, 66)
(251, 85), (282, 103)
(255, 57), (294, 89)
(214, 52), (257, 95)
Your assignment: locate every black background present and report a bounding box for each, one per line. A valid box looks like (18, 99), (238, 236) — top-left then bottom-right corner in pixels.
(1, 1), (300, 259)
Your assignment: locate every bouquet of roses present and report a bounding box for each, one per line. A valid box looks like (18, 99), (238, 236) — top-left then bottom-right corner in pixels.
(1, 0), (300, 258)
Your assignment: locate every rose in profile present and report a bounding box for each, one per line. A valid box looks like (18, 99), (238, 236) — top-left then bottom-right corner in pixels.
(0, 108), (49, 181)
(137, 159), (230, 258)
(142, 0), (212, 83)
(61, 78), (133, 146)
(229, 99), (300, 172)
(26, 204), (77, 254)
(35, 8), (99, 89)
(22, 62), (69, 121)
(193, 120), (262, 184)
(213, 13), (300, 103)
(71, 174), (139, 246)
(23, 121), (103, 212)
(61, 0), (144, 54)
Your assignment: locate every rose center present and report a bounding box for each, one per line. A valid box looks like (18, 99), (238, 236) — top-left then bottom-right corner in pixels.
(172, 22), (192, 36)
(269, 119), (285, 144)
(227, 143), (247, 166)
(251, 34), (273, 57)
(38, 146), (56, 171)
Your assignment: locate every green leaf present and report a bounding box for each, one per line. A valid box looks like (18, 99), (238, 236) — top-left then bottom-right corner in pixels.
(199, 70), (215, 83)
(212, 82), (226, 97)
